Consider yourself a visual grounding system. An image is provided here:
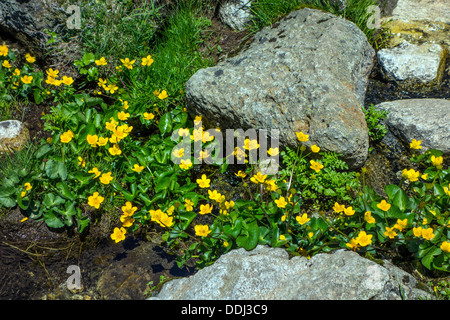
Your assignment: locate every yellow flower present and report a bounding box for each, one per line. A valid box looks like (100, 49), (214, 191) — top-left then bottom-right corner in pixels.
(310, 160), (324, 173)
(108, 144), (122, 156)
(431, 155), (443, 168)
(121, 100), (129, 109)
(377, 200), (391, 212)
(141, 55), (154, 66)
(0, 44), (8, 56)
(225, 200), (235, 210)
(244, 138), (259, 150)
(86, 134), (99, 147)
(88, 167), (101, 178)
(311, 145), (320, 153)
(235, 170), (247, 178)
(24, 183), (32, 191)
(185, 199), (194, 211)
(21, 217), (28, 223)
(106, 84), (119, 94)
(117, 111), (130, 121)
(195, 224), (212, 237)
(421, 173), (428, 180)
(250, 171), (267, 184)
(158, 90), (168, 100)
(149, 209), (164, 222)
(21, 75), (33, 84)
(179, 159), (193, 170)
(346, 238), (360, 251)
(410, 139), (422, 150)
(279, 235), (286, 241)
(275, 196), (288, 208)
(267, 147), (279, 156)
(296, 131), (309, 142)
(120, 58), (135, 69)
(364, 211), (375, 224)
(208, 190), (222, 202)
(120, 215), (135, 227)
(143, 112), (155, 120)
(196, 174), (210, 188)
(296, 213), (310, 225)
(99, 172), (113, 185)
(413, 226), (423, 237)
(2, 60), (11, 68)
(20, 191), (27, 198)
(97, 137), (108, 146)
(159, 213), (174, 228)
(88, 192), (104, 209)
(444, 186), (450, 197)
(265, 179), (278, 192)
(110, 227), (126, 243)
(355, 231), (372, 247)
(199, 203), (213, 215)
(394, 218), (408, 232)
(25, 53), (35, 63)
(178, 128), (190, 137)
(422, 227), (435, 240)
(440, 241), (450, 253)
(132, 164), (144, 172)
(333, 202), (345, 213)
(223, 241), (229, 248)
(172, 148), (184, 158)
(384, 226), (397, 239)
(62, 76), (74, 86)
(343, 206), (355, 216)
(122, 201), (137, 217)
(13, 68), (20, 76)
(78, 156), (86, 168)
(402, 168), (420, 182)
(95, 57), (107, 66)
(60, 130), (74, 143)
(46, 68), (59, 78)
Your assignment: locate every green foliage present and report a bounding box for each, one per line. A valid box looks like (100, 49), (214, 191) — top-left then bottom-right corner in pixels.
(363, 104), (388, 149)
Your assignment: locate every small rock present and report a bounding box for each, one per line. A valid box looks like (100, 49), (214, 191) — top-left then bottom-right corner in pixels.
(377, 42), (447, 90)
(218, 0), (253, 31)
(0, 120), (30, 154)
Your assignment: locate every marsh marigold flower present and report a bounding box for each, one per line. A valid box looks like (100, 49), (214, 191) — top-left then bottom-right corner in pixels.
(89, 167), (101, 178)
(132, 164), (144, 172)
(86, 134), (99, 147)
(21, 75), (33, 84)
(0, 44), (8, 56)
(310, 160), (324, 173)
(62, 76), (74, 86)
(296, 213), (310, 225)
(267, 147), (279, 156)
(195, 225), (211, 237)
(250, 171), (267, 184)
(364, 211), (375, 224)
(143, 112), (154, 120)
(333, 202), (345, 213)
(117, 111), (130, 121)
(431, 155), (443, 168)
(158, 90), (168, 100)
(377, 200), (391, 212)
(394, 218), (408, 232)
(179, 159), (193, 170)
(296, 131), (309, 142)
(422, 227), (435, 240)
(355, 231), (372, 247)
(88, 192), (104, 209)
(384, 226), (397, 239)
(25, 53), (35, 63)
(440, 241), (450, 253)
(199, 203), (213, 215)
(235, 170), (247, 178)
(343, 206), (355, 216)
(95, 57), (107, 66)
(121, 58), (135, 69)
(108, 144), (122, 156)
(185, 199), (194, 211)
(60, 130), (74, 143)
(111, 227), (126, 243)
(410, 139), (422, 150)
(2, 60), (11, 68)
(275, 196), (288, 208)
(122, 201), (137, 217)
(346, 238), (360, 251)
(99, 172), (113, 185)
(141, 55), (154, 66)
(196, 174), (210, 188)
(311, 145), (320, 153)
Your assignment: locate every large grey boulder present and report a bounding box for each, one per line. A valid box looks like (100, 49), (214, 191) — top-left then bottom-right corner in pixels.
(377, 42), (447, 90)
(374, 99), (450, 155)
(149, 245), (431, 300)
(218, 0), (253, 31)
(186, 8), (373, 169)
(0, 0), (66, 50)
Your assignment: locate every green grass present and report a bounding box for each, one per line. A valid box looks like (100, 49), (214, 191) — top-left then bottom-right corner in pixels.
(248, 0), (390, 48)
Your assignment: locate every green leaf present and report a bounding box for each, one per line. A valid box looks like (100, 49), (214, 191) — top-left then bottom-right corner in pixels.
(81, 52), (95, 65)
(76, 215), (90, 233)
(0, 197), (16, 208)
(236, 221), (259, 250)
(43, 193), (66, 208)
(385, 185), (408, 211)
(45, 159), (67, 180)
(159, 112), (173, 136)
(223, 218), (242, 239)
(35, 144), (53, 159)
(43, 211), (65, 228)
(56, 182), (76, 200)
(33, 89), (43, 104)
(421, 246), (442, 270)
